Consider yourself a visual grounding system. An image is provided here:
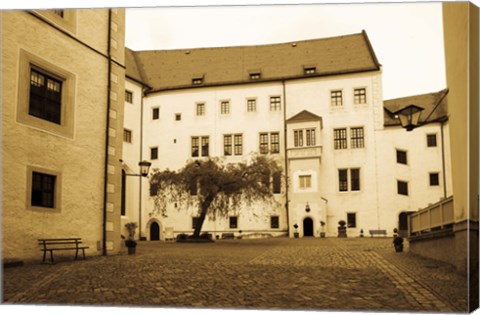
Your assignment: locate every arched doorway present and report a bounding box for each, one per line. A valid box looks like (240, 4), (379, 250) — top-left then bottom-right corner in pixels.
(150, 222), (160, 241)
(303, 218), (314, 237)
(398, 211), (414, 237)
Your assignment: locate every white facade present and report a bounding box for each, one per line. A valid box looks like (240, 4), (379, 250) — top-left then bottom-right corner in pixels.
(122, 69), (452, 240)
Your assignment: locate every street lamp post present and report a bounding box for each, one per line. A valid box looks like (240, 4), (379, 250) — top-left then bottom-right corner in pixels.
(123, 160), (152, 240)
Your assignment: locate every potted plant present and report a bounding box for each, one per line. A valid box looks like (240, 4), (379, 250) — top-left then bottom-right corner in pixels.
(320, 221), (326, 238)
(338, 220), (347, 238)
(125, 222), (138, 255)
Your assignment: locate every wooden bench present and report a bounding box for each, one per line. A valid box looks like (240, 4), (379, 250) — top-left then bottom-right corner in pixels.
(38, 238), (89, 264)
(369, 230), (387, 237)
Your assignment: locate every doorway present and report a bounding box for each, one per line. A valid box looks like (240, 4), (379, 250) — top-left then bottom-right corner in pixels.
(303, 217), (314, 237)
(398, 211), (414, 237)
(150, 222), (160, 241)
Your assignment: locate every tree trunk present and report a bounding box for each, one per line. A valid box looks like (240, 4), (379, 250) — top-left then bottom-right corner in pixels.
(193, 194), (214, 238)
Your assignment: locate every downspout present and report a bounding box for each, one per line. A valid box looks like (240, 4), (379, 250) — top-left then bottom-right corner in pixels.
(102, 9), (112, 256)
(282, 80), (290, 233)
(441, 120), (447, 199)
(138, 87), (145, 240)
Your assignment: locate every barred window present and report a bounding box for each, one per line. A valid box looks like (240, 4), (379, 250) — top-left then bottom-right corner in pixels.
(339, 169), (348, 192)
(351, 127), (364, 148)
(331, 90), (343, 106)
(29, 68), (62, 124)
(354, 88), (367, 104)
(229, 216), (238, 228)
(334, 128), (347, 149)
(270, 96), (281, 111)
(31, 172), (56, 208)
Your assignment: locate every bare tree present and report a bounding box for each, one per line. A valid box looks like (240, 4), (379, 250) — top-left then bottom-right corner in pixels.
(149, 155), (282, 238)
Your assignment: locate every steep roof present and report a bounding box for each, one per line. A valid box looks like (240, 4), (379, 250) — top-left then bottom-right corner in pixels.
(383, 89), (449, 127)
(126, 30), (381, 93)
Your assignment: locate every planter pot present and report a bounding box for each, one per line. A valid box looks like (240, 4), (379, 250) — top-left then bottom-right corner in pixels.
(294, 232), (299, 238)
(127, 246), (136, 255)
(395, 245), (403, 252)
(320, 232), (326, 238)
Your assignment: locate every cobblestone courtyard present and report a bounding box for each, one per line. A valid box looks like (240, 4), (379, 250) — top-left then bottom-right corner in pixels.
(2, 237), (469, 312)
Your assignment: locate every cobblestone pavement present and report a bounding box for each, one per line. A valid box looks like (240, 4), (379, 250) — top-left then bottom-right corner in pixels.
(2, 237), (469, 312)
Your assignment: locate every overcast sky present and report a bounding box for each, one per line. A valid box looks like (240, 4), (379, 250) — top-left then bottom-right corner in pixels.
(124, 2), (446, 100)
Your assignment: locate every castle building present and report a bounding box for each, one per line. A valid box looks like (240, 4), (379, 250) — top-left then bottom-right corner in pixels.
(123, 31), (452, 240)
(2, 9), (126, 261)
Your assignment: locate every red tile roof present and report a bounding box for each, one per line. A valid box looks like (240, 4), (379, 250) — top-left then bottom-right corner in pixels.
(125, 31), (381, 93)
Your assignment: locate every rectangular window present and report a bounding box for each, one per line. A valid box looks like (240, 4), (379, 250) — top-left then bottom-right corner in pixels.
(350, 127), (364, 148)
(270, 96), (281, 111)
(299, 175), (312, 189)
(234, 134), (243, 156)
(224, 135), (232, 156)
(396, 150), (407, 165)
(247, 99), (256, 112)
(175, 113), (181, 121)
(229, 216), (238, 229)
(201, 137), (209, 157)
(427, 134), (437, 147)
(31, 172), (56, 208)
(152, 107), (159, 120)
(123, 129), (132, 143)
(125, 90), (133, 104)
(191, 137), (199, 157)
(350, 168), (360, 191)
(294, 130), (303, 147)
(150, 147), (158, 160)
(331, 90), (343, 106)
(306, 129), (316, 146)
(271, 216), (280, 229)
(347, 213), (357, 228)
(270, 132), (280, 154)
(429, 173), (440, 186)
(220, 101), (230, 115)
(192, 217), (199, 229)
(150, 181), (159, 197)
(29, 68), (62, 124)
(334, 128), (347, 150)
(259, 133), (269, 154)
(196, 103), (205, 116)
(272, 172), (281, 194)
(339, 169), (348, 192)
(397, 180), (409, 196)
(354, 88), (367, 104)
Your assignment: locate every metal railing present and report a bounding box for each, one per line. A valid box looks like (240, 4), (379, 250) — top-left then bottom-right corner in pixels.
(409, 196), (454, 237)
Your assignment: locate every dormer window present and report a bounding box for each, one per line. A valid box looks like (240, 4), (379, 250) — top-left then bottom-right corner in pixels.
(304, 67), (316, 75)
(192, 77), (203, 85)
(250, 73), (261, 80)
(52, 9), (64, 17)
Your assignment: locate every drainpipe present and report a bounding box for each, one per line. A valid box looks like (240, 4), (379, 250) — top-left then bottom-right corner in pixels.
(282, 80), (290, 233)
(102, 9), (113, 256)
(441, 120), (447, 199)
(138, 87), (145, 240)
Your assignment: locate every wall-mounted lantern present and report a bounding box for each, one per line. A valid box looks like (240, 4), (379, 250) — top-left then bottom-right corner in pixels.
(393, 104), (425, 131)
(305, 202), (311, 213)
